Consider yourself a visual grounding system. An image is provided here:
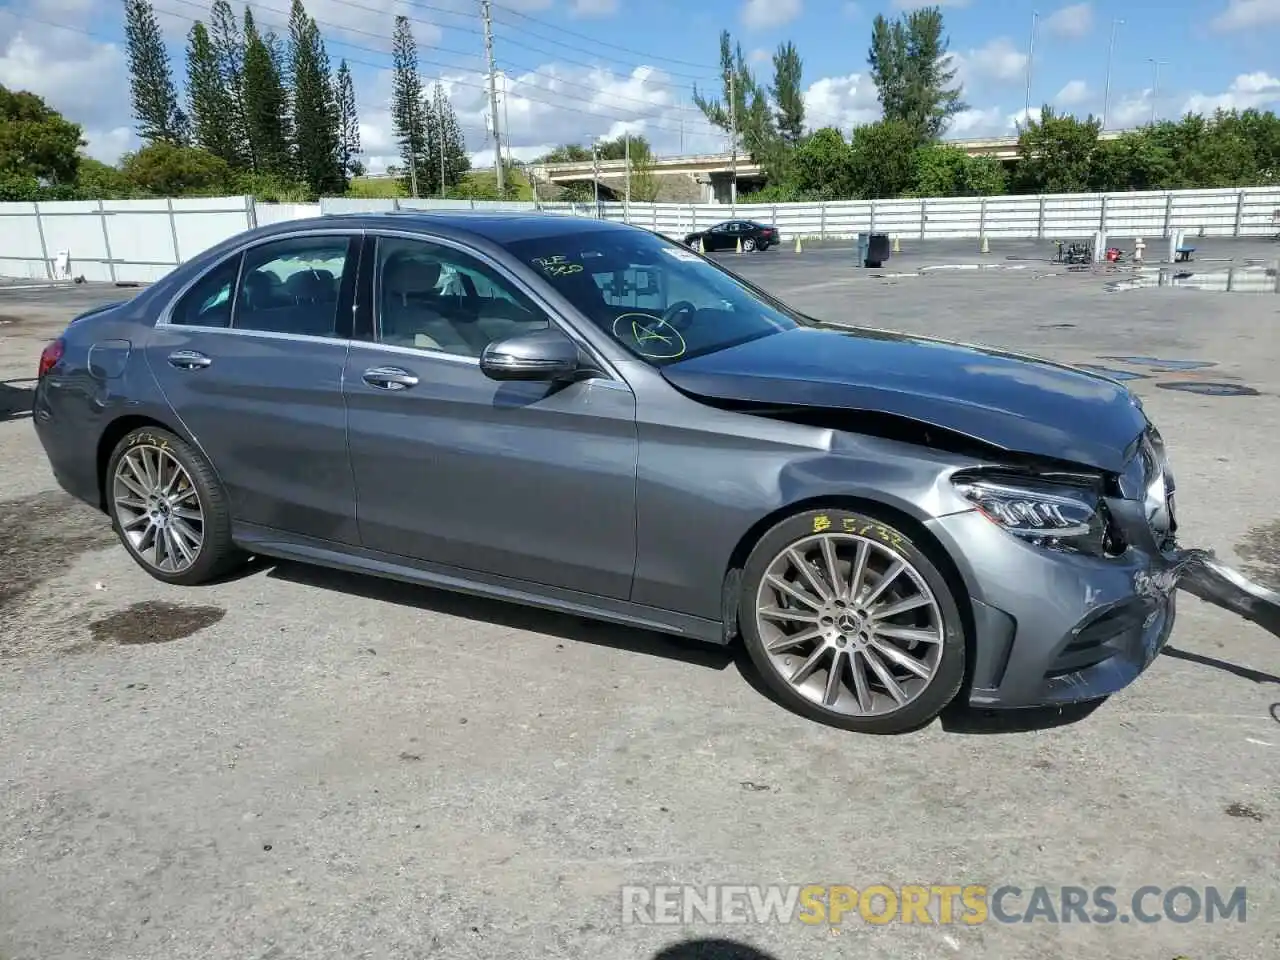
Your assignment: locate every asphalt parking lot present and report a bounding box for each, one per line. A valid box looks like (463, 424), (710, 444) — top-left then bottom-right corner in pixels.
(2, 240), (1279, 960)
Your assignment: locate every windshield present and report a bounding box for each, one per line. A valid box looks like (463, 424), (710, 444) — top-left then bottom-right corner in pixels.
(501, 227), (812, 365)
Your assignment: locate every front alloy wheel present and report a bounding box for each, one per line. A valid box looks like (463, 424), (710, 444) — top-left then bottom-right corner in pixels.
(739, 508), (966, 732)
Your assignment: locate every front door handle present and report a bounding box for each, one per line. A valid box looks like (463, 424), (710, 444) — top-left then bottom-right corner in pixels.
(362, 365), (419, 390)
(168, 350), (212, 370)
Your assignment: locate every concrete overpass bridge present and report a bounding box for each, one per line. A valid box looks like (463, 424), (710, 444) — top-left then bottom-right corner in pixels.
(529, 130), (1130, 203)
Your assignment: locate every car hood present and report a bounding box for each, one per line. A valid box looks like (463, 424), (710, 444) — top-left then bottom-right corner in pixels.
(661, 324), (1149, 473)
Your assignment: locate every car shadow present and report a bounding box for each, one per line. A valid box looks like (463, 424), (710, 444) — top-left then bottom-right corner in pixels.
(651, 939), (780, 960)
(256, 557), (1125, 734)
(1, 378), (34, 422)
(262, 559), (737, 671)
(1161, 646), (1280, 684)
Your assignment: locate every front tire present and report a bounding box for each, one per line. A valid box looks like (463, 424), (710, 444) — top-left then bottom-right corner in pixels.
(738, 507), (966, 733)
(106, 426), (245, 585)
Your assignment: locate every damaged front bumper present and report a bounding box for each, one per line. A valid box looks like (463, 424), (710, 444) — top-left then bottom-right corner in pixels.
(928, 492), (1280, 709)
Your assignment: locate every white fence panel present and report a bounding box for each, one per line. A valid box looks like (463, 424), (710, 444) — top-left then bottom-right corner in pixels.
(252, 201), (320, 226)
(1239, 187), (1280, 235)
(1104, 192), (1167, 237)
(0, 202), (49, 278)
(170, 197), (254, 267)
(1169, 189), (1243, 237)
(5, 186), (1280, 281)
(37, 200), (113, 282)
(1042, 194), (1104, 238)
(102, 198), (177, 284)
(923, 197), (983, 239)
(983, 195), (1041, 238)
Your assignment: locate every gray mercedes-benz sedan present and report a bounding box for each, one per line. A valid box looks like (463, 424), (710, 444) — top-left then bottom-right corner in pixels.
(32, 212), (1186, 733)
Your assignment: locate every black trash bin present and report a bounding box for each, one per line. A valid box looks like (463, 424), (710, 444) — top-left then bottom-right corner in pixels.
(857, 231), (891, 268)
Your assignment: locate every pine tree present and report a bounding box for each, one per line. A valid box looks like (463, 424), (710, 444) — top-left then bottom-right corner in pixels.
(335, 60), (361, 183)
(432, 81), (469, 193)
(123, 0), (186, 144)
(867, 8), (966, 143)
(288, 0), (342, 196)
(770, 42), (805, 146)
(186, 22), (238, 165)
(209, 0), (248, 167)
(243, 9), (292, 177)
(390, 15), (428, 198)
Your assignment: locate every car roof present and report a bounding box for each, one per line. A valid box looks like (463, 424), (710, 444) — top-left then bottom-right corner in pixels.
(251, 210), (637, 245)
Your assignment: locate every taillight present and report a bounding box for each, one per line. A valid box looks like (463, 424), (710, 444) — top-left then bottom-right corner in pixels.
(38, 338), (65, 378)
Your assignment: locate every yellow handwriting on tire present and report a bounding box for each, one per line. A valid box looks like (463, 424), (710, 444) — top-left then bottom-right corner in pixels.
(840, 518), (905, 550)
(813, 514), (832, 533)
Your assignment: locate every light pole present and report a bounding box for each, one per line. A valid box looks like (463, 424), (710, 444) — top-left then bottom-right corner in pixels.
(1023, 10), (1038, 126)
(1101, 18), (1123, 130)
(1147, 58), (1168, 125)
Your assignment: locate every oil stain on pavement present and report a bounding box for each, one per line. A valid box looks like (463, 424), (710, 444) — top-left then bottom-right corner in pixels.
(1237, 520), (1280, 591)
(0, 491), (119, 611)
(88, 600), (225, 646)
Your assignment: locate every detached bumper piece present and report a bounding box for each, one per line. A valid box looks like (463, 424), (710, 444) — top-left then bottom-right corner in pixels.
(1178, 552), (1280, 639)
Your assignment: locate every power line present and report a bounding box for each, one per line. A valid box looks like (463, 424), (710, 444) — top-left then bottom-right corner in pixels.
(5, 7), (864, 156)
(489, 0), (718, 72)
(7, 8), (725, 148)
(156, 0), (721, 133)
(489, 10), (719, 84)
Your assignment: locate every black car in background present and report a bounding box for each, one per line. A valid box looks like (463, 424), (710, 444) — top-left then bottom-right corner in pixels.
(682, 219), (779, 252)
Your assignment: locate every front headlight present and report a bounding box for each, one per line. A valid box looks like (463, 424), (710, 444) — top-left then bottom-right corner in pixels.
(953, 477), (1118, 556)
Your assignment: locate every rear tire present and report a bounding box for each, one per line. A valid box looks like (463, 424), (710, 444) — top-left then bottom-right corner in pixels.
(105, 426), (246, 585)
(738, 507), (966, 733)
(742, 237), (757, 252)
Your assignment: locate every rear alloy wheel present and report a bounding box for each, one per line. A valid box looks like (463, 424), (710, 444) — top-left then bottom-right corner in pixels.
(739, 508), (966, 733)
(742, 237), (757, 252)
(106, 426), (245, 585)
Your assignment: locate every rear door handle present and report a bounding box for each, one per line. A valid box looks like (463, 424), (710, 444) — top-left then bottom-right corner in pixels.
(362, 365), (419, 390)
(167, 350), (211, 370)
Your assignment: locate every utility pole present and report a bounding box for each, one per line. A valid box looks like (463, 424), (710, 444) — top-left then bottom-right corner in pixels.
(624, 130), (631, 222)
(408, 108), (419, 198)
(1023, 10), (1038, 125)
(592, 140), (600, 211)
(679, 113), (684, 154)
(438, 74), (446, 197)
(1147, 58), (1168, 126)
(1101, 19), (1123, 130)
(501, 71), (511, 168)
(729, 70), (737, 213)
(481, 0), (504, 195)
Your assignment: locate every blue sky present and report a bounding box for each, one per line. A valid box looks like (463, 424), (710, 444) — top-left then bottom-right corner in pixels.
(2, 0), (1279, 169)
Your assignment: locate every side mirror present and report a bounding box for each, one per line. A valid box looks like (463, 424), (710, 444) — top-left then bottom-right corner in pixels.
(480, 328), (582, 381)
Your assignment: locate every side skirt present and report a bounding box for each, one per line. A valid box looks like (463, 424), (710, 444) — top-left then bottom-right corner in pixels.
(232, 522), (727, 644)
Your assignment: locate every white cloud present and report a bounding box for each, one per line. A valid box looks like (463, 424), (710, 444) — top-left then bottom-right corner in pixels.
(570, 0), (620, 17)
(952, 38), (1028, 87)
(1006, 107), (1038, 130)
(1055, 79), (1090, 106)
(741, 0), (802, 30)
(1211, 0), (1280, 31)
(1106, 91), (1154, 128)
(802, 73), (881, 131)
(0, 3), (136, 160)
(749, 48), (770, 64)
(1041, 3), (1094, 39)
(84, 127), (135, 164)
(1182, 71), (1280, 114)
(947, 107), (1006, 137)
(361, 61), (729, 173)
